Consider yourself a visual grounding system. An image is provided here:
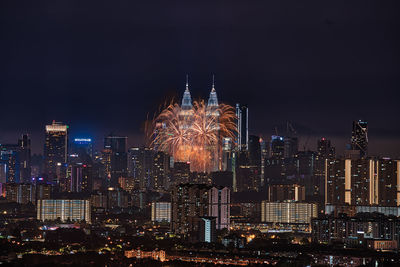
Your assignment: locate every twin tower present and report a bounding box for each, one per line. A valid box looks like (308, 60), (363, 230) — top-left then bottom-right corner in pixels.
(180, 76), (219, 111)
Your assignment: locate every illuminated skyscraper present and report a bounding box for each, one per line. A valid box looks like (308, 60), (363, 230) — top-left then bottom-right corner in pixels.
(351, 120), (368, 158)
(236, 104), (248, 151)
(207, 77), (220, 171)
(69, 138), (93, 163)
(18, 134), (31, 183)
(181, 75), (193, 111)
(44, 121), (68, 181)
(0, 144), (20, 183)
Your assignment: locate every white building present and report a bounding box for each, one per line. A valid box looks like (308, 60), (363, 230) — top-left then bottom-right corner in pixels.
(37, 199), (91, 223)
(151, 202), (171, 223)
(261, 201), (317, 224)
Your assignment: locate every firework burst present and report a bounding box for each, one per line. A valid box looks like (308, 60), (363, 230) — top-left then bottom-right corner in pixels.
(152, 99), (236, 172)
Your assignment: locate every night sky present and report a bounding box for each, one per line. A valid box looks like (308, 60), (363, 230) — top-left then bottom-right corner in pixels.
(1, 1), (399, 156)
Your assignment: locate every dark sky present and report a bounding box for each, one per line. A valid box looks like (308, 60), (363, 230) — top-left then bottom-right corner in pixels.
(1, 1), (399, 157)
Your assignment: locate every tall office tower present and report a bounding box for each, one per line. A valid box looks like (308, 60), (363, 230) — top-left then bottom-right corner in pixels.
(351, 120), (368, 158)
(221, 137), (233, 172)
(69, 138), (93, 164)
(270, 135), (285, 158)
(284, 136), (298, 158)
(153, 151), (169, 191)
(18, 134), (31, 183)
(44, 121), (68, 181)
(181, 76), (193, 112)
(207, 79), (220, 172)
(236, 104), (248, 151)
(325, 158), (400, 207)
(171, 184), (230, 235)
(179, 76), (194, 131)
(0, 144), (20, 183)
(315, 138), (335, 205)
(104, 135), (128, 187)
(259, 138), (269, 187)
(248, 135), (261, 190)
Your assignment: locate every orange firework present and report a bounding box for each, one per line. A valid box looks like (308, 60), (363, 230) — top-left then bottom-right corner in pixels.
(152, 99), (236, 173)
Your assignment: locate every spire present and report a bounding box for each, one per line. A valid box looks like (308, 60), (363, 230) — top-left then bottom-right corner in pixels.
(208, 74), (218, 107)
(181, 74), (192, 110)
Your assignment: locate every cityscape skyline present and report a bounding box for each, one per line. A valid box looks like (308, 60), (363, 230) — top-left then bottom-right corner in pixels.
(0, 87), (399, 158)
(1, 0), (400, 157)
(1, 1), (400, 265)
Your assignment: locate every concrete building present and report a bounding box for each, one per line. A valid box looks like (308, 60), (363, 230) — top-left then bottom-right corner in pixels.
(37, 199), (91, 223)
(151, 201), (171, 223)
(261, 201), (318, 224)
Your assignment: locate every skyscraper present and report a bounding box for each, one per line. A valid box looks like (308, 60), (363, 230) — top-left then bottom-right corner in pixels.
(283, 136), (298, 159)
(270, 135), (284, 158)
(44, 121), (68, 181)
(18, 134), (31, 183)
(207, 78), (220, 172)
(69, 138), (93, 164)
(171, 183), (230, 236)
(0, 144), (20, 183)
(325, 158), (400, 207)
(104, 135), (127, 187)
(236, 104), (248, 151)
(351, 120), (368, 158)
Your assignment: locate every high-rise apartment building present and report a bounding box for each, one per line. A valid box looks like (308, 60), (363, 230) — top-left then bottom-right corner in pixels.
(151, 201), (171, 223)
(325, 158), (400, 207)
(171, 184), (230, 235)
(261, 201), (318, 224)
(37, 199), (91, 223)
